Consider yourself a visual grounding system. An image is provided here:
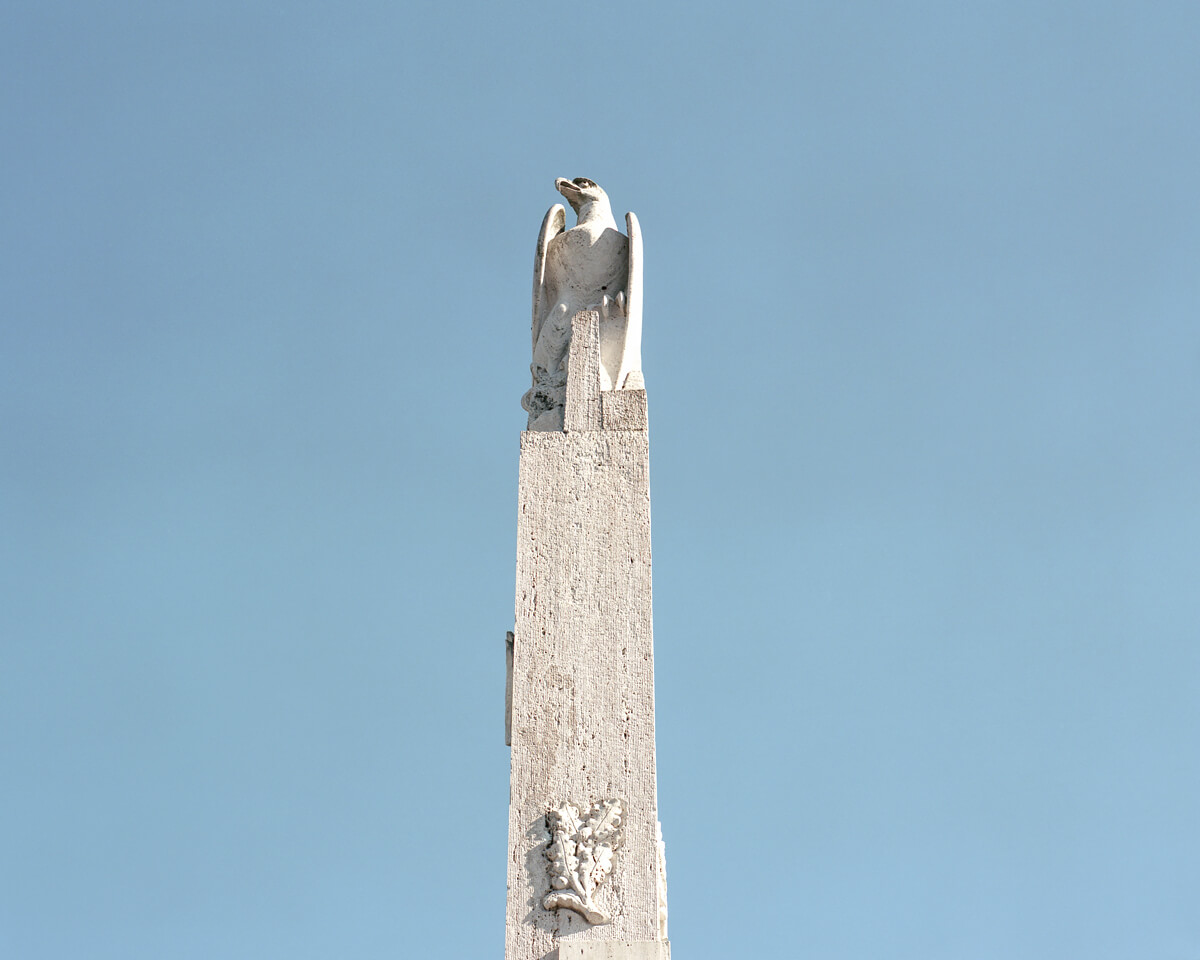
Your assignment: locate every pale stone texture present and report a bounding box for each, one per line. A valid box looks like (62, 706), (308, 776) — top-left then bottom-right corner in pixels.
(563, 311), (604, 432)
(507, 312), (667, 960)
(601, 388), (648, 432)
(557, 941), (671, 960)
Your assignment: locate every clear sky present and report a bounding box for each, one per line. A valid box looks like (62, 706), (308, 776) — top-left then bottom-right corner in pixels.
(2, 2), (1198, 958)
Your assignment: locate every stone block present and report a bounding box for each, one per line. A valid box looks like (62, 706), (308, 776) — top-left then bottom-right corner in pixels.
(557, 941), (670, 960)
(564, 311), (602, 432)
(601, 389), (648, 432)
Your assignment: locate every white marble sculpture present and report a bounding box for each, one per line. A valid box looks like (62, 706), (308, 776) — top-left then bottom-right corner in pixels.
(543, 799), (625, 925)
(522, 178), (643, 430)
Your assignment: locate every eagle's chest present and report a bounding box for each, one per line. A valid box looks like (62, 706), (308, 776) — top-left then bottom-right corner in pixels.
(545, 226), (629, 307)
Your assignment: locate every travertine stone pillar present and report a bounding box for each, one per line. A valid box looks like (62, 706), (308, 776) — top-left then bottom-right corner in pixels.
(506, 312), (668, 960)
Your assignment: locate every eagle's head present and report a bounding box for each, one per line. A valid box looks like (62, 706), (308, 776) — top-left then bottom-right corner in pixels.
(555, 177), (608, 214)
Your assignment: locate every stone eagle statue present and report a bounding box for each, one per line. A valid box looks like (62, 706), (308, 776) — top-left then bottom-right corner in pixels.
(522, 177), (643, 430)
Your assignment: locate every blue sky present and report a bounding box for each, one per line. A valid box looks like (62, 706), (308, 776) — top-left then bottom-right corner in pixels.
(2, 2), (1198, 958)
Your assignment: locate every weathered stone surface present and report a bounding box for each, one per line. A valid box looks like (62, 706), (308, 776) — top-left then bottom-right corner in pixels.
(556, 940), (671, 960)
(564, 311), (603, 433)
(506, 312), (665, 960)
(600, 389), (648, 432)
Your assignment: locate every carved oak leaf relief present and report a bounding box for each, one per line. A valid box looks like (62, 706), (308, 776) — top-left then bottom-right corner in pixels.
(543, 799), (624, 925)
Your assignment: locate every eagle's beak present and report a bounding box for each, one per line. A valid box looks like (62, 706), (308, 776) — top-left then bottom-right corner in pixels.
(555, 177), (580, 199)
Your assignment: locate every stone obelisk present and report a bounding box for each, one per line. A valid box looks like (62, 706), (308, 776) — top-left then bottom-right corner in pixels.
(505, 179), (669, 960)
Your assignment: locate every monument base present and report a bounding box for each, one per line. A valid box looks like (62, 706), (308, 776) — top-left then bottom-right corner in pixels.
(556, 941), (670, 960)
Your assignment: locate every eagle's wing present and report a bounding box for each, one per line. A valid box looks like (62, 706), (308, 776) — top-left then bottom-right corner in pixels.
(617, 211), (643, 388)
(532, 204), (566, 350)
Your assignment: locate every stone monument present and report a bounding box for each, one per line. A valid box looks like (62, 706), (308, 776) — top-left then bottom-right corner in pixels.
(506, 178), (669, 960)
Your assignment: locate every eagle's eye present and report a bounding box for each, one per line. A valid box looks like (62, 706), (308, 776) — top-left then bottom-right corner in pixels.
(573, 178), (597, 188)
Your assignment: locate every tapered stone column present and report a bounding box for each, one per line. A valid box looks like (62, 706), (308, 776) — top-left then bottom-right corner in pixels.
(506, 311), (669, 960)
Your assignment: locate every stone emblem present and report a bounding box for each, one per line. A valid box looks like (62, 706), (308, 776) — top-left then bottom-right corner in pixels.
(543, 799), (625, 924)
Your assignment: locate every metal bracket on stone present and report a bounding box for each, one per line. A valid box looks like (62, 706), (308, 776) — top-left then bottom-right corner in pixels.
(505, 630), (514, 747)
